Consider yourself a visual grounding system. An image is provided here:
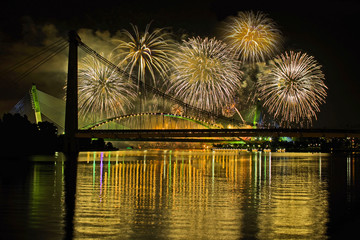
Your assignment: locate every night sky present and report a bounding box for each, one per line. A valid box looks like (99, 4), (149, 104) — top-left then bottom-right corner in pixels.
(1, 0), (359, 128)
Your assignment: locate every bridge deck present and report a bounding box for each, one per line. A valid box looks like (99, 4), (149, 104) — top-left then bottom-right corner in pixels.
(76, 129), (360, 140)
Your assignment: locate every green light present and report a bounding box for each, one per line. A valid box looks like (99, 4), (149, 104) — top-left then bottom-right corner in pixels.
(226, 141), (246, 145)
(30, 84), (42, 123)
(83, 112), (220, 130)
(93, 152), (96, 189)
(253, 99), (262, 127)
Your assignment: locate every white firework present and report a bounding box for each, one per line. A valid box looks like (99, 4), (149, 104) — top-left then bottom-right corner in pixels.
(256, 51), (327, 126)
(77, 54), (137, 120)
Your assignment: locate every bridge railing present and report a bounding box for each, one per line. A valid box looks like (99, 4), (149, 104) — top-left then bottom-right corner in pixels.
(76, 128), (360, 140)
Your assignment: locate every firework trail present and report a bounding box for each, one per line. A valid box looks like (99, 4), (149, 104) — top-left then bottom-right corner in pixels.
(220, 11), (282, 63)
(167, 37), (242, 114)
(113, 23), (175, 89)
(77, 54), (137, 120)
(256, 51), (327, 126)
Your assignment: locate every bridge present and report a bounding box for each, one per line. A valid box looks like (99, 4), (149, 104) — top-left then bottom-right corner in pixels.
(7, 31), (360, 152)
(76, 128), (360, 141)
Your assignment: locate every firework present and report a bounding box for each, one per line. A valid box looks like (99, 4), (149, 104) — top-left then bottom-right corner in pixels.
(77, 54), (137, 120)
(113, 23), (175, 89)
(222, 103), (236, 117)
(167, 37), (242, 113)
(171, 104), (184, 115)
(220, 11), (282, 63)
(256, 51), (327, 126)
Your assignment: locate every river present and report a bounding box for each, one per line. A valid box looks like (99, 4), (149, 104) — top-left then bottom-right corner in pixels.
(1, 150), (359, 239)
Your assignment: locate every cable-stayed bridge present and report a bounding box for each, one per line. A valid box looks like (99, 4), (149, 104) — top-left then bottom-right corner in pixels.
(10, 85), (66, 132)
(12, 84), (360, 141)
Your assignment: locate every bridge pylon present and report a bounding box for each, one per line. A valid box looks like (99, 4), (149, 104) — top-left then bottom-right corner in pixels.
(64, 31), (81, 154)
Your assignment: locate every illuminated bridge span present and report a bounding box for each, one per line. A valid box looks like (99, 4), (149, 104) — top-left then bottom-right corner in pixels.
(81, 112), (223, 130)
(78, 40), (236, 125)
(76, 128), (360, 141)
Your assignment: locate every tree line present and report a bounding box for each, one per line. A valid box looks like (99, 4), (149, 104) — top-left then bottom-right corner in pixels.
(0, 113), (116, 156)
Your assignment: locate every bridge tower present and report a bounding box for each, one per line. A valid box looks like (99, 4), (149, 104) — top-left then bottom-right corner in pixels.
(64, 31), (81, 154)
(30, 84), (42, 124)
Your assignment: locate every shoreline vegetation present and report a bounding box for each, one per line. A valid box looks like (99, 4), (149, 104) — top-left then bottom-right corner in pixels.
(1, 113), (360, 157)
(0, 113), (117, 157)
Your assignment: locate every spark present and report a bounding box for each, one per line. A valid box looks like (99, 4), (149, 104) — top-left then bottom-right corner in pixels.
(113, 22), (175, 89)
(220, 11), (282, 63)
(77, 53), (137, 120)
(256, 51), (327, 126)
(167, 37), (242, 114)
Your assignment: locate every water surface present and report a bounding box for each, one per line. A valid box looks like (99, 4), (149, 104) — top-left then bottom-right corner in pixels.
(0, 150), (359, 239)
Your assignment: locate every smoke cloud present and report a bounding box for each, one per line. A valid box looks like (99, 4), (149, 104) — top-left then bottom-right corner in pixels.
(0, 18), (123, 115)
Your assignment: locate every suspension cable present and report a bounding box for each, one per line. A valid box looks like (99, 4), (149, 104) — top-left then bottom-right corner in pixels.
(1, 38), (68, 74)
(13, 40), (69, 83)
(78, 41), (235, 123)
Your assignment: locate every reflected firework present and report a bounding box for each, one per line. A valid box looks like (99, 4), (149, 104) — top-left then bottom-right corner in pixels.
(256, 51), (327, 126)
(220, 11), (282, 63)
(113, 23), (175, 89)
(78, 54), (137, 120)
(168, 37), (242, 113)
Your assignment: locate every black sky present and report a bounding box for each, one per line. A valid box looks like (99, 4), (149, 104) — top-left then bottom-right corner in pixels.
(1, 0), (360, 128)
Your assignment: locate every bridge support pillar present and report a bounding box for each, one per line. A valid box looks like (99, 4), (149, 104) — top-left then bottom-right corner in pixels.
(64, 31), (81, 154)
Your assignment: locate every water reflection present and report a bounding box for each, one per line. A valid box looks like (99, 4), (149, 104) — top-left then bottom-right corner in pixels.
(0, 155), (65, 240)
(1, 151), (360, 239)
(73, 151), (330, 239)
(327, 154), (360, 238)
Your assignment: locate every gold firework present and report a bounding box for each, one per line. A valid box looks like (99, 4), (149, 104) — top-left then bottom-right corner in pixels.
(220, 11), (282, 63)
(167, 37), (242, 114)
(77, 53), (137, 121)
(113, 23), (175, 89)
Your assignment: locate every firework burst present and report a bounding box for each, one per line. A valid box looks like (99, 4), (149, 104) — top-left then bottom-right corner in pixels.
(256, 51), (327, 126)
(77, 54), (137, 120)
(113, 23), (175, 89)
(220, 11), (282, 63)
(222, 103), (236, 117)
(167, 37), (242, 113)
(171, 104), (184, 115)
